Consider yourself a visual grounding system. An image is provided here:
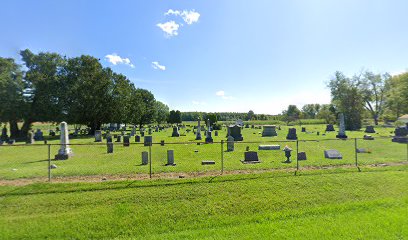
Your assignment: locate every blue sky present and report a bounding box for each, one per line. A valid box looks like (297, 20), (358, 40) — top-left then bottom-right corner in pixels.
(1, 0), (407, 114)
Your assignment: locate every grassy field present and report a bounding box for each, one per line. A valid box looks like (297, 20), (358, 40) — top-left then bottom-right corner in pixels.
(1, 165), (407, 239)
(0, 124), (406, 180)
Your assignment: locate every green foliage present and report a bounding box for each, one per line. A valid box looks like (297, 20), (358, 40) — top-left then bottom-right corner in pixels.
(282, 105), (301, 124)
(168, 110), (182, 124)
(205, 113), (218, 126)
(154, 101), (169, 124)
(384, 72), (408, 118)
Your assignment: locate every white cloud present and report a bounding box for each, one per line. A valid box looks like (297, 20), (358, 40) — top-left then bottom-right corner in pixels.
(192, 101), (207, 105)
(215, 90), (225, 96)
(215, 90), (235, 100)
(156, 21), (179, 37)
(152, 61), (166, 71)
(105, 54), (135, 68)
(165, 9), (200, 25)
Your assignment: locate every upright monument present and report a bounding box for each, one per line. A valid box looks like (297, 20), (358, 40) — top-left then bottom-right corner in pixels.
(55, 122), (73, 160)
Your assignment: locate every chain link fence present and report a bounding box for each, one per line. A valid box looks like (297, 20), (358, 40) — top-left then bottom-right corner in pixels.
(0, 136), (407, 182)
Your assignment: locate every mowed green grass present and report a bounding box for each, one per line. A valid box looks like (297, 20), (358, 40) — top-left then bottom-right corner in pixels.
(0, 124), (406, 180)
(1, 166), (408, 239)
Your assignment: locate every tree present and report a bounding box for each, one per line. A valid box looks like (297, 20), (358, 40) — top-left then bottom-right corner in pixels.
(246, 110), (255, 120)
(168, 110), (181, 125)
(155, 101), (169, 124)
(282, 105), (300, 124)
(0, 57), (25, 138)
(358, 71), (389, 125)
(205, 113), (218, 126)
(384, 72), (408, 119)
(328, 71), (364, 130)
(301, 104), (321, 119)
(316, 104), (336, 124)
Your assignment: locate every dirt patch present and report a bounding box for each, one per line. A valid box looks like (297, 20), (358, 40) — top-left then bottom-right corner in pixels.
(1, 161), (407, 186)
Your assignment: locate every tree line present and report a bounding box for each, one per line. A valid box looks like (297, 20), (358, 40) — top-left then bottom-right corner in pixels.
(0, 49), (170, 138)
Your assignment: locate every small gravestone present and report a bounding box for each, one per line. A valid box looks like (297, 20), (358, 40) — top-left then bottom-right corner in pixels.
(116, 135), (122, 142)
(144, 136), (152, 146)
(49, 164), (58, 169)
(106, 134), (113, 143)
(242, 151), (260, 163)
(107, 142), (113, 153)
(356, 148), (368, 153)
(160, 140), (165, 146)
(94, 130), (102, 142)
(49, 130), (56, 137)
(148, 128), (152, 135)
(215, 131), (218, 137)
(227, 135), (234, 151)
(251, 125), (254, 129)
(258, 145), (280, 150)
(324, 149), (342, 159)
(34, 129), (44, 141)
(8, 139), (15, 145)
(365, 125), (375, 133)
(325, 124), (335, 131)
(301, 127), (306, 132)
(246, 146), (250, 151)
(141, 131), (145, 137)
(286, 128), (297, 140)
(135, 135), (141, 142)
(363, 135), (374, 140)
(196, 118), (202, 140)
(141, 151), (148, 165)
(123, 136), (130, 147)
(202, 161), (215, 165)
(166, 150), (176, 166)
(262, 125), (277, 137)
(317, 131), (320, 136)
(171, 127), (180, 137)
(336, 113), (348, 139)
(155, 126), (159, 132)
(297, 152), (307, 160)
(1, 127), (8, 141)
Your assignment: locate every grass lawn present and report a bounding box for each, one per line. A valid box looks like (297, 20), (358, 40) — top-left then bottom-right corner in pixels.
(1, 165), (408, 239)
(0, 124), (406, 180)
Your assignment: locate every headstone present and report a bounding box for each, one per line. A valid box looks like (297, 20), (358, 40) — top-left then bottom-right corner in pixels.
(141, 131), (145, 137)
(262, 125), (277, 137)
(365, 125), (375, 133)
(148, 128), (152, 135)
(7, 139), (15, 145)
(317, 131), (320, 136)
(324, 149), (342, 159)
(202, 161), (215, 165)
(141, 151), (148, 165)
(1, 127), (8, 141)
(107, 142), (113, 153)
(166, 150), (176, 166)
(246, 146), (250, 151)
(301, 127), (306, 132)
(135, 135), (141, 142)
(196, 118), (202, 140)
(26, 131), (35, 144)
(286, 128), (297, 140)
(392, 127), (408, 143)
(297, 152), (307, 160)
(363, 135), (374, 140)
(235, 119), (244, 127)
(49, 164), (58, 169)
(49, 130), (56, 137)
(205, 119), (213, 143)
(106, 134), (113, 143)
(356, 148), (368, 153)
(144, 136), (152, 146)
(214, 131), (218, 137)
(171, 127), (180, 137)
(34, 129), (44, 141)
(116, 135), (122, 142)
(0, 139), (3, 145)
(123, 136), (130, 147)
(227, 125), (243, 141)
(160, 140), (165, 146)
(227, 135), (234, 152)
(55, 122), (73, 160)
(155, 126), (159, 132)
(336, 113), (348, 139)
(325, 124), (335, 131)
(251, 125), (254, 129)
(242, 151), (260, 163)
(245, 124), (249, 128)
(94, 130), (102, 142)
(258, 145), (280, 150)
(130, 127), (136, 136)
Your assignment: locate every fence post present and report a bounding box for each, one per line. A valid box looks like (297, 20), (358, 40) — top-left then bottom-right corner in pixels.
(221, 140), (224, 175)
(296, 140), (299, 173)
(149, 143), (152, 179)
(48, 144), (51, 182)
(354, 138), (360, 172)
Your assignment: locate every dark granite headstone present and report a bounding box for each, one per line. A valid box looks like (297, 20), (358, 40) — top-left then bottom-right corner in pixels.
(365, 126), (375, 133)
(325, 124), (335, 131)
(171, 127), (180, 137)
(297, 152), (307, 160)
(324, 149), (342, 159)
(242, 151), (260, 163)
(301, 127), (306, 132)
(135, 135), (141, 142)
(160, 140), (165, 146)
(363, 135), (374, 140)
(392, 127), (408, 143)
(286, 128), (297, 140)
(228, 125), (243, 141)
(123, 136), (130, 147)
(107, 142), (113, 153)
(144, 136), (152, 146)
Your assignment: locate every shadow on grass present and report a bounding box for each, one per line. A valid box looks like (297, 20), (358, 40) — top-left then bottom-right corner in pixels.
(22, 159), (49, 164)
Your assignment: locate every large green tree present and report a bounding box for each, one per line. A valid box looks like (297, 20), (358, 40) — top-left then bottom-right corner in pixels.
(155, 101), (169, 124)
(328, 71), (364, 130)
(384, 72), (408, 119)
(282, 105), (301, 124)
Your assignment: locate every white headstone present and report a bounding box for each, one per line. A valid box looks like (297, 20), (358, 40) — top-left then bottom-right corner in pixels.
(55, 122), (73, 160)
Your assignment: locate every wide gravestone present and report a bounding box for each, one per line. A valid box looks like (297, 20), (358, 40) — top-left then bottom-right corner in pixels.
(286, 128), (297, 140)
(242, 151), (260, 163)
(297, 152), (307, 160)
(258, 145), (280, 150)
(34, 129), (44, 141)
(324, 149), (342, 159)
(171, 127), (180, 137)
(228, 125), (243, 141)
(262, 125), (277, 137)
(144, 136), (152, 146)
(326, 124), (335, 132)
(392, 127), (408, 143)
(365, 126), (375, 133)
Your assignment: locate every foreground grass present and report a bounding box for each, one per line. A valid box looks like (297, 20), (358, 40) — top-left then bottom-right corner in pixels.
(1, 166), (408, 239)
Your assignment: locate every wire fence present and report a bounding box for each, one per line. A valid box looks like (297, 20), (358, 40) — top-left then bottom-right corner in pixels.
(0, 136), (407, 182)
